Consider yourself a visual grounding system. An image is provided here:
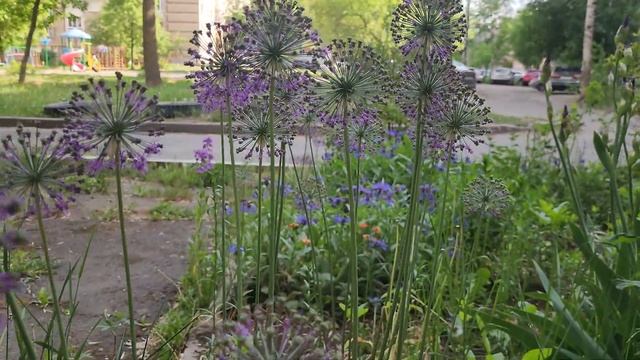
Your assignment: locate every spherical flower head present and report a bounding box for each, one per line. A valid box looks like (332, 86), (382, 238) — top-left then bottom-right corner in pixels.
(276, 72), (317, 120)
(239, 0), (320, 76)
(186, 22), (262, 112)
(232, 96), (296, 159)
(64, 72), (164, 173)
(435, 89), (491, 152)
(325, 109), (385, 157)
(463, 176), (512, 218)
(314, 39), (391, 119)
(391, 0), (465, 57)
(0, 126), (80, 215)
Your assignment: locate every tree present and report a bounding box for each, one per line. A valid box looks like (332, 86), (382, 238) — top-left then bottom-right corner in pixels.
(90, 0), (142, 69)
(465, 0), (511, 68)
(17, 0), (86, 83)
(580, 0), (597, 95)
(510, 0), (639, 67)
(142, 0), (161, 87)
(18, 0), (42, 84)
(301, 0), (400, 62)
(0, 0), (31, 56)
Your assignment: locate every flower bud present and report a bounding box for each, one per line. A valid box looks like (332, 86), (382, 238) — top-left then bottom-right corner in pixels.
(615, 16), (630, 48)
(540, 57), (551, 84)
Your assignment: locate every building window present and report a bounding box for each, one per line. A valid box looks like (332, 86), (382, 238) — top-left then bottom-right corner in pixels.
(68, 15), (81, 28)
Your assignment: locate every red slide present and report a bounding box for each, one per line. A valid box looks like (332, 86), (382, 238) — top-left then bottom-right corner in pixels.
(60, 49), (84, 66)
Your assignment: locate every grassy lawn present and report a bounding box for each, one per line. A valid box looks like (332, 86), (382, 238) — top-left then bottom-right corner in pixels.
(0, 73), (195, 117)
(490, 112), (544, 126)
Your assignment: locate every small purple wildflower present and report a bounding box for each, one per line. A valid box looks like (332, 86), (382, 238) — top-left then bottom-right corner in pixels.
(368, 238), (389, 252)
(194, 137), (215, 173)
(240, 200), (257, 214)
(228, 244), (245, 255)
(295, 214), (316, 226)
(332, 215), (349, 225)
(0, 231), (28, 250)
(0, 272), (20, 293)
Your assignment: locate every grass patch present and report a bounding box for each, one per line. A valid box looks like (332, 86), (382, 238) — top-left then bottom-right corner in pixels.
(490, 112), (543, 126)
(0, 73), (194, 117)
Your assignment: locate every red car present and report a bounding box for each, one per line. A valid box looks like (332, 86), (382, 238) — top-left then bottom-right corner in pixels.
(522, 69), (540, 86)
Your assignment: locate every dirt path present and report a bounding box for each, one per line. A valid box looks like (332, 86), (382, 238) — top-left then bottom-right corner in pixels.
(2, 186), (195, 358)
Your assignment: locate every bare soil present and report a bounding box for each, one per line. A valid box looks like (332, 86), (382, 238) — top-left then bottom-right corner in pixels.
(2, 181), (195, 359)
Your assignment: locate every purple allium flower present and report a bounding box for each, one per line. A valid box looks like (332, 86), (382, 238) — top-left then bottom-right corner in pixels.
(0, 272), (20, 293)
(239, 0), (320, 76)
(397, 55), (457, 120)
(332, 215), (349, 225)
(326, 109), (385, 157)
(0, 231), (28, 250)
(391, 0), (465, 57)
(0, 126), (80, 215)
(240, 200), (257, 214)
(436, 90), (491, 152)
(64, 72), (164, 172)
(368, 237), (389, 252)
(194, 137), (215, 173)
(314, 39), (390, 120)
(463, 176), (511, 218)
(233, 96), (295, 159)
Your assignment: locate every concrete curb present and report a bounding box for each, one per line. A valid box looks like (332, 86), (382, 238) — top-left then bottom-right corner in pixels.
(0, 116), (528, 135)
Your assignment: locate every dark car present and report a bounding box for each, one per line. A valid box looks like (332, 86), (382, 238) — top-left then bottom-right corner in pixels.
(453, 60), (476, 89)
(530, 66), (580, 93)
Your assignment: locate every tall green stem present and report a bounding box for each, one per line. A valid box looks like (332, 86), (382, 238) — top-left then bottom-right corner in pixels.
(395, 110), (425, 359)
(419, 148), (453, 358)
(255, 152), (264, 305)
(225, 90), (244, 308)
(341, 103), (360, 358)
(217, 109), (228, 320)
(267, 76), (278, 303)
(289, 145), (321, 308)
(114, 146), (136, 359)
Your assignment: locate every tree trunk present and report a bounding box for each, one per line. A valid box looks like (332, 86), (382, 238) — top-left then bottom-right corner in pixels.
(580, 0), (596, 96)
(463, 0), (471, 65)
(18, 0), (41, 84)
(142, 0), (162, 87)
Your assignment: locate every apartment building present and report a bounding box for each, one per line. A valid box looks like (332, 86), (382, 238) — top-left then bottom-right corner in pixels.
(49, 0), (247, 47)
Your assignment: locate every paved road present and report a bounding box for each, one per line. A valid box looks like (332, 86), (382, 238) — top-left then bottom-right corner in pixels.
(477, 83), (579, 119)
(2, 84), (633, 164)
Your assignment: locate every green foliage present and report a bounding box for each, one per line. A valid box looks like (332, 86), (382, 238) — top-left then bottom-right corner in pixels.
(149, 201), (194, 221)
(510, 0), (639, 66)
(90, 0), (142, 62)
(300, 0), (401, 62)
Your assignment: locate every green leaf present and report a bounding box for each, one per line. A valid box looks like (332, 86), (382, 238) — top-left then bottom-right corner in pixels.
(615, 279), (640, 290)
(594, 131), (614, 173)
(533, 261), (612, 359)
(522, 348), (553, 360)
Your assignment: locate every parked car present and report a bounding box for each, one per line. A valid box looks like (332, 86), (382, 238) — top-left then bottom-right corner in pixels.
(530, 66), (581, 93)
(473, 68), (487, 83)
(522, 69), (540, 86)
(490, 67), (515, 85)
(453, 60), (476, 89)
(512, 70), (524, 85)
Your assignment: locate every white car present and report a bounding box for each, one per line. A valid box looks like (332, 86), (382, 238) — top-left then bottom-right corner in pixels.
(490, 67), (515, 85)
